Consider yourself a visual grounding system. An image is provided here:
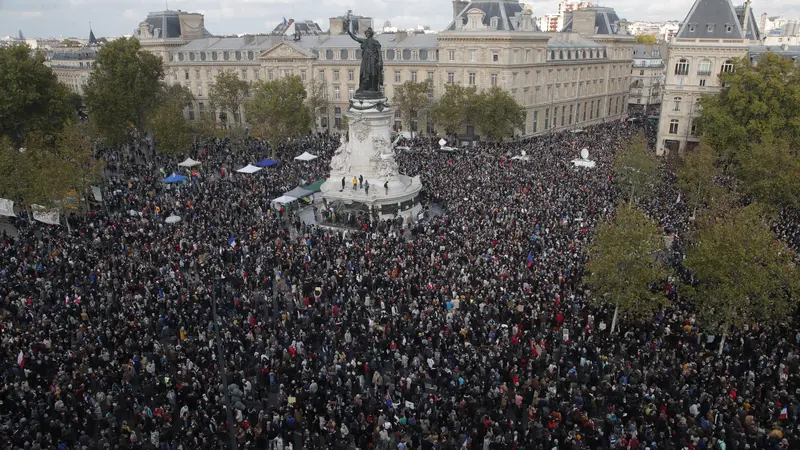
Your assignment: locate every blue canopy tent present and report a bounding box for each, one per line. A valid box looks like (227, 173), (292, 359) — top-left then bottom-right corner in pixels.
(256, 158), (278, 168)
(163, 174), (188, 183)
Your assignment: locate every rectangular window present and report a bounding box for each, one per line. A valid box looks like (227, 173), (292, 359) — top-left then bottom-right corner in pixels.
(333, 70), (340, 81)
(553, 107), (558, 128)
(206, 70), (212, 80)
(268, 70), (274, 80)
(301, 70), (307, 81)
(411, 71), (417, 82)
(427, 71), (434, 82)
(184, 71), (189, 80)
(241, 70), (247, 80)
(669, 120), (679, 134)
(348, 70), (354, 81)
(254, 71), (259, 81)
(492, 53), (499, 62)
(544, 108), (550, 129)
(349, 87), (354, 100)
(468, 72), (476, 85)
(195, 70), (200, 80)
(334, 87), (340, 100)
(197, 86), (202, 97)
(395, 71), (401, 83)
(590, 100), (594, 120)
(188, 108), (195, 121)
(576, 103), (581, 123)
(699, 79), (706, 87)
(448, 72), (455, 83)
(583, 102), (587, 121)
(640, 70), (644, 76)
(449, 49), (455, 61)
(491, 74), (498, 86)
(533, 110), (538, 133)
(470, 50), (477, 62)
(318, 70), (325, 82)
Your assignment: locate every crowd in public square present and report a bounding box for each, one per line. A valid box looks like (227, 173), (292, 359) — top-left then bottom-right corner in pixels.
(1, 121), (800, 450)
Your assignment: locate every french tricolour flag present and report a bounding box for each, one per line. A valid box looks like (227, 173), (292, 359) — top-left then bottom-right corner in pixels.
(17, 350), (24, 368)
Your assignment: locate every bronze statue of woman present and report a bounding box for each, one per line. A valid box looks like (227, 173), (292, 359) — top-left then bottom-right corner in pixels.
(344, 16), (384, 98)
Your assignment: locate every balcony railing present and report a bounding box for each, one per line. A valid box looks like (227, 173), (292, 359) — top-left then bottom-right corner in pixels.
(696, 70), (712, 76)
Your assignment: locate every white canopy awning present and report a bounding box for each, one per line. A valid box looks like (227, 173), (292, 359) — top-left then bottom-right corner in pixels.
(236, 164), (263, 174)
(272, 195), (298, 205)
(178, 158), (202, 168)
(294, 151), (318, 161)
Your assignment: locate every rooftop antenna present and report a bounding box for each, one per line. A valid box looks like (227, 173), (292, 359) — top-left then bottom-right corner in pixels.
(166, 0), (169, 11)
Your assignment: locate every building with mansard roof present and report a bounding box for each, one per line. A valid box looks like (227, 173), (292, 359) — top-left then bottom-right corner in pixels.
(656, 0), (759, 154)
(627, 44), (666, 117)
(137, 0), (634, 137)
(44, 29), (99, 96)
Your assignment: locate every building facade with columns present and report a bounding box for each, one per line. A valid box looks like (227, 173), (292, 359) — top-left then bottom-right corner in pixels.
(655, 0), (759, 155)
(136, 0), (634, 138)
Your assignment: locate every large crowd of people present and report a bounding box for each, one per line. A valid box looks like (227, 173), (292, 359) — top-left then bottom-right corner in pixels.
(1, 121), (799, 450)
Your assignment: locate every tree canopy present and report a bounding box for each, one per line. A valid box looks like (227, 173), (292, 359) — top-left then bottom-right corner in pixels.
(151, 84), (195, 157)
(84, 37), (164, 146)
(392, 81), (432, 138)
(635, 34), (657, 44)
(683, 203), (799, 334)
(246, 75), (311, 151)
(209, 70), (250, 129)
(585, 203), (670, 326)
(305, 80), (328, 130)
(473, 86), (526, 141)
(697, 53), (800, 159)
(0, 44), (74, 146)
(431, 84), (481, 135)
(613, 132), (658, 203)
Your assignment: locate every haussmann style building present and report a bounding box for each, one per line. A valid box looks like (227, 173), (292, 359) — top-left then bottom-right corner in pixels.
(134, 1), (635, 139)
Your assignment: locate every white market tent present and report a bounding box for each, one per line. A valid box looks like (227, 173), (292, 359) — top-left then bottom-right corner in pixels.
(178, 158), (202, 168)
(272, 195), (298, 205)
(294, 152), (318, 162)
(236, 164), (263, 174)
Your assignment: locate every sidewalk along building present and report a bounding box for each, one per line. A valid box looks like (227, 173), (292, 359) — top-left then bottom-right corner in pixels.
(135, 0), (634, 138)
(656, 0), (759, 155)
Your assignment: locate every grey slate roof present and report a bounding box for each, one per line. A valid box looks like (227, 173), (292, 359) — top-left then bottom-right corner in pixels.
(675, 0), (759, 40)
(632, 44), (662, 59)
(445, 0), (536, 32)
(561, 7), (622, 35)
(315, 33), (439, 49)
(50, 48), (99, 60)
(749, 45), (800, 62)
(144, 11), (213, 39)
(546, 35), (605, 49)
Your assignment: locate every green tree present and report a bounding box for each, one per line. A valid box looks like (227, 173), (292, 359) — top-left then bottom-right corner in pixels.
(586, 203), (670, 333)
(305, 80), (328, 130)
(392, 81), (432, 138)
(684, 203), (800, 354)
(209, 70), (250, 129)
(635, 34), (657, 44)
(734, 138), (800, 209)
(697, 53), (800, 160)
(246, 75), (311, 153)
(431, 84), (481, 135)
(0, 122), (103, 209)
(474, 86), (526, 141)
(0, 44), (74, 145)
(84, 37), (164, 146)
(151, 85), (195, 156)
(614, 132), (658, 203)
(675, 143), (728, 216)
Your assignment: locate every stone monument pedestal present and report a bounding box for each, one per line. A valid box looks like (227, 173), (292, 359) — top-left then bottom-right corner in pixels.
(320, 97), (423, 220)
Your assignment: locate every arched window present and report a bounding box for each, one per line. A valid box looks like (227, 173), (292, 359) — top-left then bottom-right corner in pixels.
(559, 50), (564, 60)
(419, 49), (428, 60)
(340, 49), (349, 60)
(697, 59), (711, 75)
(325, 49), (334, 60)
(403, 49), (411, 60)
(675, 58), (689, 75)
(721, 59), (734, 73)
(248, 51), (254, 60)
(669, 119), (679, 134)
(200, 52), (206, 61)
(178, 53), (184, 61)
(386, 49), (395, 60)
(212, 52), (218, 61)
(189, 52), (195, 61)
(356, 49), (362, 59)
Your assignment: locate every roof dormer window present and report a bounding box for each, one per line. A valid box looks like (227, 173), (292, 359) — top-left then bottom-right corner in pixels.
(707, 24), (715, 33)
(490, 16), (499, 29)
(725, 24), (733, 33)
(688, 24), (696, 33)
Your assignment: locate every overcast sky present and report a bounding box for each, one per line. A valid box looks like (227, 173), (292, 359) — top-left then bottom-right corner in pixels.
(1, 0), (797, 39)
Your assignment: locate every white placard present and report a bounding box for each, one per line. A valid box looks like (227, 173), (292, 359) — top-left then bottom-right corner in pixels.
(91, 186), (103, 202)
(32, 205), (60, 226)
(0, 198), (15, 217)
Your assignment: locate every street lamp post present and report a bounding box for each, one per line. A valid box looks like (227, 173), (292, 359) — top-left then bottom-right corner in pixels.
(213, 276), (239, 450)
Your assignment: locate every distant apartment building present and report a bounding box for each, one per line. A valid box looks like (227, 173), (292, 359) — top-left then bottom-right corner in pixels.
(628, 44), (666, 116)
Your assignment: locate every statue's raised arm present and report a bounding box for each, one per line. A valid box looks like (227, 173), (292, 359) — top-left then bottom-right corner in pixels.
(344, 18), (364, 43)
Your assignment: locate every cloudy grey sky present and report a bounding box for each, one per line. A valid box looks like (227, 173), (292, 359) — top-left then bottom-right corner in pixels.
(1, 0), (797, 38)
